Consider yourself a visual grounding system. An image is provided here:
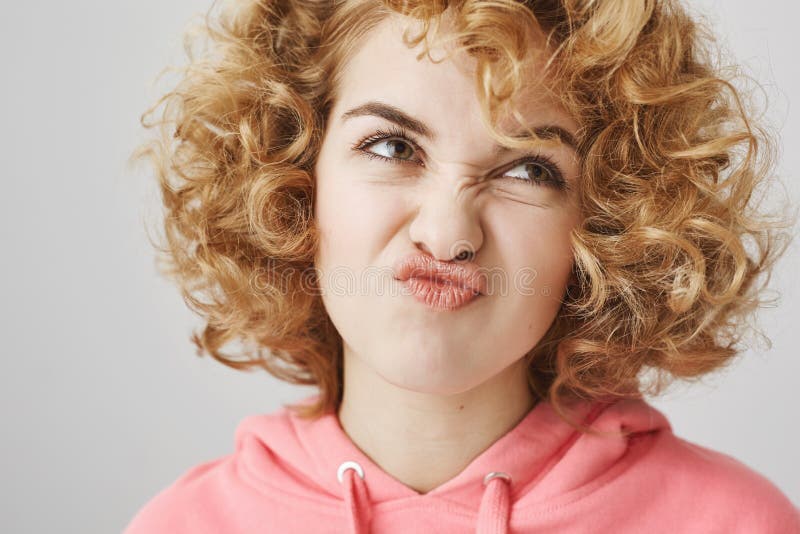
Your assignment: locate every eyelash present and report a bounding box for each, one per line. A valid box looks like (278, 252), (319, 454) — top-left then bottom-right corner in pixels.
(351, 125), (569, 191)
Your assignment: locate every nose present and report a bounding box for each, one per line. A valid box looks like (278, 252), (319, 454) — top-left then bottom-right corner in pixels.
(408, 181), (484, 263)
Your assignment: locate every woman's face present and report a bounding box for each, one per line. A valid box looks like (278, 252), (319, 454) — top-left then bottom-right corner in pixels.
(313, 14), (582, 395)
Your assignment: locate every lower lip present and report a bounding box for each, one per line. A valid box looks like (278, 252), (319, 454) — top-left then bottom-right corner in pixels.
(402, 276), (480, 311)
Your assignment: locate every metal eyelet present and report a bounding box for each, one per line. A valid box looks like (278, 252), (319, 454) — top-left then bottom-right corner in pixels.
(483, 471), (511, 486)
(337, 460), (365, 483)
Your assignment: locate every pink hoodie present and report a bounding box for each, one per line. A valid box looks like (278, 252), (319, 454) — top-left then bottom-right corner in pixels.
(123, 393), (799, 533)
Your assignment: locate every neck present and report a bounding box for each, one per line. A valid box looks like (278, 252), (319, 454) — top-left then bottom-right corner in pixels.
(336, 351), (538, 494)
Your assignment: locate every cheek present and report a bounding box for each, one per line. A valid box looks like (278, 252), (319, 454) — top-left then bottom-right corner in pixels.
(314, 166), (406, 268)
(478, 210), (576, 361)
(488, 205), (577, 298)
(313, 166), (411, 361)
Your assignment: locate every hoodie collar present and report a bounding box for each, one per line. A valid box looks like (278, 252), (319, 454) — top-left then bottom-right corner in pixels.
(235, 393), (670, 533)
(289, 394), (606, 505)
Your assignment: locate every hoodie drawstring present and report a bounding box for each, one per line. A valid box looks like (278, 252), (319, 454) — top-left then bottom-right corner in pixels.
(337, 461), (511, 534)
(338, 461), (371, 534)
(476, 471), (512, 534)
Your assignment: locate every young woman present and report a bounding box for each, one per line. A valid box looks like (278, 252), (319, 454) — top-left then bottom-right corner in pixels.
(125, 0), (799, 532)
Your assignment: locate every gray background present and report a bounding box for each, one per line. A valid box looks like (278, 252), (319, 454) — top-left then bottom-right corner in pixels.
(0, 1), (797, 532)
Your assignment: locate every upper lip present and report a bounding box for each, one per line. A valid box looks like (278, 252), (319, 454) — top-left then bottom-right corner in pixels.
(392, 253), (487, 295)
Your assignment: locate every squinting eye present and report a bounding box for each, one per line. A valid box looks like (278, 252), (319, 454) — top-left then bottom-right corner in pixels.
(501, 158), (567, 190)
(505, 162), (552, 182)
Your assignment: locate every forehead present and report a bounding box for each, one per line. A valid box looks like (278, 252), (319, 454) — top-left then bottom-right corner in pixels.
(333, 12), (578, 136)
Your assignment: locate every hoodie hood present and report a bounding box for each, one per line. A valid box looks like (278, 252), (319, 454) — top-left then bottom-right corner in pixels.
(233, 393), (669, 534)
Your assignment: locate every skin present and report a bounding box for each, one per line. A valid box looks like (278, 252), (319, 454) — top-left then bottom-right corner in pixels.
(312, 12), (582, 494)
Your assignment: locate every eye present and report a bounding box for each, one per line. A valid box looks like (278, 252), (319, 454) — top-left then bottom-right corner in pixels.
(352, 126), (424, 166)
(501, 156), (568, 191)
(367, 138), (416, 160)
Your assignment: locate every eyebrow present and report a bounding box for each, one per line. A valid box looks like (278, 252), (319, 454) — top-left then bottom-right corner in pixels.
(340, 100), (578, 153)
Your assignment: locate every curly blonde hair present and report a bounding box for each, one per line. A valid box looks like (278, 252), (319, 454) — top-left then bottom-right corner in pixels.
(132, 0), (796, 430)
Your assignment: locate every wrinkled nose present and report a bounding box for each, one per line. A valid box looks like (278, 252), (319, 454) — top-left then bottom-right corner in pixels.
(408, 180), (484, 263)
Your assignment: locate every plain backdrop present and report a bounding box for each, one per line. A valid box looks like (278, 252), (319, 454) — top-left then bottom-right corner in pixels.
(0, 1), (797, 532)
